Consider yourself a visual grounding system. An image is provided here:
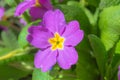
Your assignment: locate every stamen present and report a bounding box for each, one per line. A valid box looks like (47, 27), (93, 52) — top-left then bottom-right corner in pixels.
(35, 0), (41, 7)
(48, 33), (65, 51)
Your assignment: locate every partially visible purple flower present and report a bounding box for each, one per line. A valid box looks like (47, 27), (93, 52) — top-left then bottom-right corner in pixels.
(118, 66), (120, 80)
(20, 18), (27, 25)
(15, 0), (53, 20)
(0, 7), (4, 20)
(27, 9), (84, 72)
(0, 25), (7, 31)
(0, 7), (7, 31)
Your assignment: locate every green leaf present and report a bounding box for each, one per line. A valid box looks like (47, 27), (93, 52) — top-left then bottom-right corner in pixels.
(67, 1), (80, 6)
(99, 6), (120, 51)
(88, 34), (107, 78)
(4, 7), (15, 17)
(66, 1), (99, 34)
(110, 54), (120, 80)
(111, 54), (120, 69)
(58, 5), (91, 34)
(32, 68), (51, 80)
(58, 69), (77, 80)
(18, 20), (41, 48)
(0, 64), (31, 80)
(76, 36), (99, 80)
(1, 30), (19, 50)
(86, 0), (100, 7)
(115, 40), (120, 54)
(0, 0), (6, 6)
(5, 0), (17, 7)
(99, 0), (120, 9)
(18, 25), (29, 48)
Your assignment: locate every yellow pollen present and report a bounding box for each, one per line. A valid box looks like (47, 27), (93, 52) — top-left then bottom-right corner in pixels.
(35, 0), (41, 7)
(48, 33), (65, 51)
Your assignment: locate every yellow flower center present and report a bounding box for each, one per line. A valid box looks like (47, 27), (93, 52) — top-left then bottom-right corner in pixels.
(48, 33), (65, 51)
(35, 0), (41, 7)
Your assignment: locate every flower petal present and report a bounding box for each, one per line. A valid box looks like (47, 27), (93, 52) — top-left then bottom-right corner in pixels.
(0, 7), (4, 20)
(27, 26), (53, 48)
(14, 0), (35, 16)
(34, 48), (57, 72)
(65, 30), (84, 46)
(63, 21), (84, 46)
(28, 25), (42, 34)
(29, 7), (47, 20)
(39, 0), (53, 9)
(0, 25), (7, 31)
(57, 47), (78, 69)
(20, 18), (27, 25)
(43, 9), (66, 34)
(63, 21), (80, 37)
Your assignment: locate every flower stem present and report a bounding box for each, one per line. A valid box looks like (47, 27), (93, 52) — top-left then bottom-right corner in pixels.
(22, 12), (31, 24)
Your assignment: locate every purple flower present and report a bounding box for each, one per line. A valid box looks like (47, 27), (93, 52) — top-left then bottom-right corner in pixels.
(0, 7), (7, 31)
(15, 0), (53, 20)
(20, 18), (27, 25)
(0, 7), (4, 20)
(118, 66), (120, 80)
(0, 25), (7, 31)
(27, 9), (84, 72)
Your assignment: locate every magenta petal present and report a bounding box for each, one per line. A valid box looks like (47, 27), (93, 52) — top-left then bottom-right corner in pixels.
(34, 48), (57, 72)
(39, 0), (53, 9)
(63, 21), (84, 46)
(28, 25), (42, 34)
(57, 47), (78, 69)
(27, 26), (53, 48)
(20, 18), (27, 25)
(64, 30), (84, 46)
(63, 21), (80, 37)
(43, 9), (66, 34)
(0, 25), (7, 31)
(0, 7), (4, 20)
(14, 0), (35, 16)
(29, 7), (47, 20)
